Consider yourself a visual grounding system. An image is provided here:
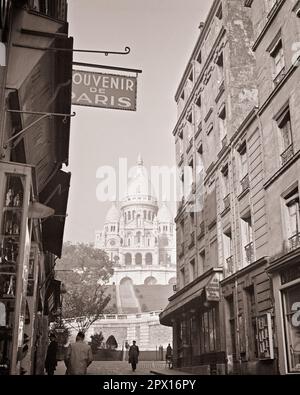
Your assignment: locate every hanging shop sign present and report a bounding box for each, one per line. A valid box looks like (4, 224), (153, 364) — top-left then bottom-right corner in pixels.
(205, 274), (220, 302)
(72, 69), (137, 111)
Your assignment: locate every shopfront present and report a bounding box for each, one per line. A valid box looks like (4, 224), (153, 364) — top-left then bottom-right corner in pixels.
(268, 254), (300, 374)
(0, 161), (34, 374)
(160, 268), (225, 374)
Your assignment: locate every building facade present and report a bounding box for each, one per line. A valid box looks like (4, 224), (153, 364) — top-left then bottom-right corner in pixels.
(247, 0), (300, 375)
(161, 0), (300, 375)
(0, 1), (73, 375)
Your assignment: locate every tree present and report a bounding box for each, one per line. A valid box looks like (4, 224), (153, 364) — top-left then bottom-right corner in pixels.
(90, 332), (104, 354)
(56, 242), (114, 333)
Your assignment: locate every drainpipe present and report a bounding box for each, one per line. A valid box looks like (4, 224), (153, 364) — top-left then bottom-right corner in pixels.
(229, 142), (242, 373)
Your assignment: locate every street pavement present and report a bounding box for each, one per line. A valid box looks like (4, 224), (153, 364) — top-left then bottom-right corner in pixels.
(55, 360), (168, 375)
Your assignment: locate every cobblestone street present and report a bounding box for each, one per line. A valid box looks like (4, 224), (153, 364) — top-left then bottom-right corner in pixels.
(55, 361), (167, 375)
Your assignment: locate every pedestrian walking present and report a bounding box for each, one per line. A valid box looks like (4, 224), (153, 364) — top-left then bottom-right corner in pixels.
(45, 333), (58, 375)
(166, 343), (173, 369)
(128, 340), (139, 372)
(64, 331), (93, 375)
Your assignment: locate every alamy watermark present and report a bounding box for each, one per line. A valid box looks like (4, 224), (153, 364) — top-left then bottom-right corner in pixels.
(96, 158), (204, 213)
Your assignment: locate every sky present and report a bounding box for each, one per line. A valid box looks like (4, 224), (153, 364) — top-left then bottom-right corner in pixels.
(64, 0), (212, 243)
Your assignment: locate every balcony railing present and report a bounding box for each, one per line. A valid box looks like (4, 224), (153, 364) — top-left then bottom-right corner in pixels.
(240, 174), (250, 193)
(245, 242), (255, 265)
(289, 233), (300, 251)
(281, 144), (294, 166)
(30, 0), (68, 21)
(226, 256), (234, 276)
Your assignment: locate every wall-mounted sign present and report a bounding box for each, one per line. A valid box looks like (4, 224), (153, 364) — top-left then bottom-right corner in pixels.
(256, 313), (274, 360)
(205, 274), (220, 302)
(72, 70), (137, 111)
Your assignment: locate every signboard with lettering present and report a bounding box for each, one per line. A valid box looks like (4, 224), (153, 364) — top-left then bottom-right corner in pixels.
(72, 70), (137, 111)
(256, 313), (275, 360)
(205, 274), (220, 302)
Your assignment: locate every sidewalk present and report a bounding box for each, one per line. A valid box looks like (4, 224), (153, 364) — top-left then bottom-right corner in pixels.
(150, 367), (192, 375)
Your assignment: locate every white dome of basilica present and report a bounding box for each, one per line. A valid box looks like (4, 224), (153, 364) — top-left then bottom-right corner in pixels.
(105, 202), (120, 223)
(157, 202), (173, 223)
(124, 155), (157, 202)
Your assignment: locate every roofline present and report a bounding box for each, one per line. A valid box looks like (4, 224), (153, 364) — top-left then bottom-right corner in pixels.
(174, 0), (221, 102)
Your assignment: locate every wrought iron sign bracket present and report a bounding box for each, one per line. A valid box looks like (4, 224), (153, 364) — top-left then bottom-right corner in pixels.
(12, 43), (131, 56)
(1, 109), (76, 153)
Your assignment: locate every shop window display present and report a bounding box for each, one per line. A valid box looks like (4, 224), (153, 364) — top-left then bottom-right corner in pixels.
(283, 284), (300, 373)
(0, 174), (24, 374)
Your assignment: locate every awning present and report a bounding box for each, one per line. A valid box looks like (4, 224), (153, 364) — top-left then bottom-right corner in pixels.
(160, 269), (222, 326)
(39, 170), (71, 258)
(7, 34), (73, 190)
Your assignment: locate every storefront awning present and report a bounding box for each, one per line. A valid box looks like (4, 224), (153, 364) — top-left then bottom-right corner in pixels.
(39, 170), (71, 258)
(160, 269), (222, 326)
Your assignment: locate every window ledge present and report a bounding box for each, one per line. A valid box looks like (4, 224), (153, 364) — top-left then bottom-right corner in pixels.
(264, 150), (300, 190)
(197, 232), (205, 241)
(252, 0), (286, 51)
(208, 219), (217, 230)
(215, 80), (225, 103)
(237, 187), (250, 201)
(220, 206), (230, 218)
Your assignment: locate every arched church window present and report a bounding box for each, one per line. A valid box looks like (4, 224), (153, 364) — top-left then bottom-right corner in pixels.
(145, 253), (153, 265)
(148, 211), (151, 220)
(128, 238), (130, 247)
(136, 231), (142, 244)
(135, 253), (142, 265)
(125, 253), (132, 265)
(143, 210), (147, 220)
(128, 212), (131, 221)
(124, 212), (127, 222)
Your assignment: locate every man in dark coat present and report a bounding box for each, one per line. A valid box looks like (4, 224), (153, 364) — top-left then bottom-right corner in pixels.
(45, 333), (58, 375)
(166, 343), (173, 368)
(128, 340), (139, 372)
